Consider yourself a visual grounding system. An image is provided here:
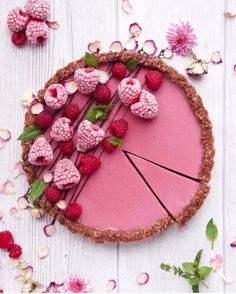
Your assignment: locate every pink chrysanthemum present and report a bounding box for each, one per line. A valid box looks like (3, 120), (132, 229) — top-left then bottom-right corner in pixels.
(166, 22), (197, 56)
(58, 274), (90, 293)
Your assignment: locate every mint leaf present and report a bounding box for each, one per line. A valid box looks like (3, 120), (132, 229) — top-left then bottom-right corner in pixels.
(189, 277), (200, 286)
(29, 179), (45, 203)
(206, 218), (218, 249)
(182, 262), (196, 272)
(18, 124), (43, 142)
(194, 249), (203, 268)
(95, 104), (115, 111)
(85, 52), (97, 68)
(192, 284), (199, 293)
(85, 104), (114, 123)
(125, 59), (139, 72)
(197, 266), (212, 279)
(108, 136), (123, 147)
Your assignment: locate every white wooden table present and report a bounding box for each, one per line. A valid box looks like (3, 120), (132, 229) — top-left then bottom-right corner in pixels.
(0, 0), (236, 292)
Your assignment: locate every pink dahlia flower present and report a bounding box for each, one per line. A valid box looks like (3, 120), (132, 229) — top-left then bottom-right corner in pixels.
(58, 274), (90, 293)
(166, 22), (197, 55)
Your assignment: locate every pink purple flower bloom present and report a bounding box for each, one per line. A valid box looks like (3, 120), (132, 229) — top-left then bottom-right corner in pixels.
(58, 274), (90, 293)
(166, 22), (197, 55)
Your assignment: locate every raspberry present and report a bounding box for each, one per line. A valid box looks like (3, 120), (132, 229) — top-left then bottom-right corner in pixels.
(54, 159), (80, 190)
(65, 203), (82, 220)
(118, 78), (141, 106)
(25, 0), (50, 20)
(44, 84), (68, 110)
(50, 117), (74, 142)
(45, 186), (62, 202)
(130, 90), (158, 119)
(26, 20), (48, 45)
(109, 119), (128, 138)
(28, 137), (53, 166)
(8, 244), (22, 259)
(112, 62), (127, 80)
(63, 103), (80, 121)
(35, 110), (53, 129)
(93, 84), (111, 104)
(102, 136), (123, 153)
(145, 71), (163, 91)
(59, 140), (75, 155)
(7, 7), (29, 32)
(77, 120), (105, 152)
(74, 67), (100, 95)
(0, 230), (14, 249)
(11, 31), (27, 47)
(79, 155), (101, 175)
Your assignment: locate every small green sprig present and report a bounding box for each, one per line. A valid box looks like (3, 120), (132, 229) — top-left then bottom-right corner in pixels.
(84, 104), (114, 123)
(206, 218), (218, 250)
(160, 250), (212, 293)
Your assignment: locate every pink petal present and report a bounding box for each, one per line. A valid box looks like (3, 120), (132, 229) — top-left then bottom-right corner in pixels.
(46, 20), (60, 29)
(224, 11), (236, 17)
(106, 279), (116, 293)
(10, 206), (20, 219)
(124, 38), (138, 50)
(142, 40), (157, 55)
(12, 161), (24, 178)
(110, 41), (123, 53)
(211, 51), (222, 64)
(43, 171), (53, 183)
(163, 48), (173, 59)
(122, 0), (132, 14)
(233, 65), (236, 72)
(0, 209), (3, 221)
(64, 81), (78, 95)
(20, 91), (35, 107)
(88, 40), (101, 53)
(230, 240), (236, 247)
(43, 224), (55, 237)
(99, 70), (110, 84)
(129, 22), (142, 38)
(0, 128), (11, 141)
(210, 254), (222, 271)
(17, 196), (29, 210)
(56, 200), (67, 211)
(31, 103), (44, 114)
(30, 207), (44, 218)
(136, 272), (149, 285)
(1, 179), (16, 195)
(36, 244), (49, 259)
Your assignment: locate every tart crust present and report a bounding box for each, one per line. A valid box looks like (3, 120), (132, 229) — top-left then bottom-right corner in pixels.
(21, 51), (215, 242)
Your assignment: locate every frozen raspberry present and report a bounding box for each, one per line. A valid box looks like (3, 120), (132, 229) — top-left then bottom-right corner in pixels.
(130, 90), (158, 119)
(54, 159), (80, 190)
(35, 110), (53, 129)
(118, 78), (141, 106)
(7, 7), (29, 32)
(0, 230), (14, 249)
(77, 120), (105, 152)
(50, 117), (74, 142)
(109, 119), (128, 138)
(26, 20), (48, 45)
(74, 67), (100, 95)
(59, 140), (75, 155)
(8, 244), (22, 259)
(79, 155), (101, 175)
(65, 203), (82, 220)
(45, 186), (62, 202)
(28, 137), (53, 166)
(93, 84), (111, 104)
(112, 62), (127, 80)
(44, 84), (68, 110)
(63, 103), (80, 121)
(102, 136), (123, 153)
(145, 71), (163, 91)
(11, 31), (27, 47)
(25, 0), (50, 20)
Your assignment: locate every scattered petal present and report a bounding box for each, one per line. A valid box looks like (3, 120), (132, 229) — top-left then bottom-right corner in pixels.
(11, 259), (21, 268)
(224, 11), (236, 17)
(122, 0), (132, 14)
(64, 81), (78, 95)
(0, 209), (3, 221)
(37, 244), (49, 259)
(56, 200), (67, 211)
(44, 282), (62, 293)
(43, 171), (53, 183)
(17, 196), (29, 210)
(31, 207), (44, 218)
(99, 70), (110, 84)
(106, 279), (116, 293)
(21, 280), (37, 293)
(43, 224), (55, 237)
(124, 38), (138, 50)
(186, 60), (208, 77)
(221, 275), (234, 284)
(10, 207), (20, 219)
(211, 51), (222, 64)
(110, 41), (123, 53)
(136, 272), (149, 285)
(129, 22), (142, 38)
(24, 266), (33, 279)
(88, 40), (101, 53)
(1, 179), (16, 195)
(46, 20), (60, 29)
(163, 48), (173, 59)
(15, 274), (27, 282)
(142, 40), (157, 55)
(210, 254), (222, 271)
(12, 161), (24, 178)
(20, 91), (35, 107)
(230, 236), (236, 247)
(233, 65), (236, 72)
(0, 128), (11, 141)
(18, 260), (30, 270)
(58, 274), (90, 293)
(31, 102), (44, 114)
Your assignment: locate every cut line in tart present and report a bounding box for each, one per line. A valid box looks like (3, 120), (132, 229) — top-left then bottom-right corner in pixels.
(21, 51), (214, 243)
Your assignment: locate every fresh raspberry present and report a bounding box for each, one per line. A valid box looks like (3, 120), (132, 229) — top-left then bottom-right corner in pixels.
(109, 119), (128, 138)
(93, 84), (111, 104)
(0, 289), (3, 292)
(63, 103), (80, 121)
(65, 203), (82, 220)
(77, 120), (105, 152)
(0, 230), (14, 249)
(25, 0), (50, 20)
(59, 140), (75, 155)
(79, 155), (101, 175)
(28, 137), (53, 166)
(74, 67), (100, 95)
(44, 84), (68, 110)
(7, 7), (29, 32)
(50, 117), (74, 142)
(11, 31), (27, 47)
(130, 90), (158, 119)
(102, 136), (123, 153)
(145, 71), (163, 91)
(118, 78), (141, 106)
(26, 20), (48, 45)
(112, 62), (127, 80)
(45, 186), (62, 202)
(35, 110), (53, 129)
(54, 159), (80, 189)
(8, 244), (22, 259)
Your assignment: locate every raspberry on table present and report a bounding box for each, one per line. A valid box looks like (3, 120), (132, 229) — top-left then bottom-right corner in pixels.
(118, 78), (141, 106)
(74, 67), (100, 95)
(7, 7), (29, 32)
(112, 62), (127, 80)
(26, 20), (48, 45)
(44, 84), (68, 110)
(8, 244), (22, 259)
(25, 0), (50, 20)
(28, 137), (53, 166)
(0, 230), (14, 250)
(11, 31), (27, 47)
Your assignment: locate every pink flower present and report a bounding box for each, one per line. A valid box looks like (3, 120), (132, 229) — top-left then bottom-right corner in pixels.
(210, 254), (222, 271)
(58, 274), (90, 293)
(166, 22), (197, 55)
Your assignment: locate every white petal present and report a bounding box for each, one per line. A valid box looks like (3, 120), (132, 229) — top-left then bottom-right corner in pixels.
(64, 81), (78, 94)
(122, 0), (132, 14)
(10, 207), (20, 219)
(88, 40), (101, 53)
(124, 38), (138, 50)
(136, 272), (149, 285)
(46, 20), (60, 29)
(15, 274), (27, 282)
(24, 266), (33, 279)
(142, 40), (157, 55)
(99, 71), (109, 84)
(106, 279), (116, 292)
(17, 196), (29, 210)
(43, 171), (53, 183)
(0, 128), (11, 141)
(21, 280), (36, 293)
(224, 11), (236, 17)
(211, 51), (222, 64)
(37, 244), (49, 259)
(31, 103), (44, 114)
(20, 91), (35, 107)
(129, 23), (142, 38)
(163, 48), (173, 59)
(43, 224), (55, 237)
(110, 41), (123, 53)
(12, 161), (24, 178)
(31, 207), (44, 218)
(1, 179), (16, 195)
(56, 200), (67, 211)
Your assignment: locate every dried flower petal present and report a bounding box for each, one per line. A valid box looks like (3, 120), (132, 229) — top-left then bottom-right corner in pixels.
(43, 224), (55, 237)
(136, 272), (149, 285)
(43, 171), (53, 183)
(211, 51), (222, 64)
(233, 65), (236, 72)
(0, 128), (11, 141)
(17, 196), (29, 210)
(210, 254), (222, 271)
(21, 280), (37, 293)
(129, 22), (142, 38)
(31, 207), (44, 218)
(99, 71), (109, 84)
(124, 38), (138, 50)
(15, 274), (27, 282)
(163, 48), (173, 59)
(142, 40), (157, 55)
(24, 266), (33, 279)
(46, 20), (60, 29)
(64, 81), (78, 95)
(106, 279), (116, 292)
(20, 91), (35, 107)
(18, 260), (30, 270)
(221, 275), (234, 284)
(56, 200), (67, 211)
(110, 41), (123, 53)
(224, 11), (236, 17)
(31, 103), (44, 114)
(44, 282), (62, 293)
(186, 60), (208, 77)
(10, 207), (20, 219)
(37, 244), (49, 259)
(88, 41), (101, 53)
(12, 161), (24, 178)
(1, 179), (16, 195)
(230, 236), (236, 247)
(122, 0), (132, 14)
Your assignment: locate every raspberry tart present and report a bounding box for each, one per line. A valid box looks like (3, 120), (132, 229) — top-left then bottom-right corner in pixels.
(21, 51), (214, 242)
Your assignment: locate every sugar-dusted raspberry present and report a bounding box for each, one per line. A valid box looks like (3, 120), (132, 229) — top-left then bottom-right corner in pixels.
(26, 20), (48, 45)
(28, 136), (53, 166)
(118, 78), (141, 106)
(11, 31), (27, 47)
(8, 244), (22, 259)
(77, 120), (105, 152)
(25, 0), (50, 20)
(50, 117), (74, 142)
(54, 159), (80, 190)
(65, 203), (82, 220)
(44, 84), (68, 110)
(7, 7), (29, 32)
(0, 230), (14, 249)
(74, 67), (100, 95)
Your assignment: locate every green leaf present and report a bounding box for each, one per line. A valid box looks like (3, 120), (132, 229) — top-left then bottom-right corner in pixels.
(85, 104), (114, 123)
(189, 277), (200, 286)
(29, 179), (45, 203)
(17, 124), (43, 142)
(194, 249), (203, 268)
(197, 266), (212, 279)
(125, 59), (139, 72)
(192, 284), (199, 293)
(95, 104), (115, 111)
(108, 136), (123, 147)
(85, 52), (97, 68)
(206, 218), (218, 249)
(160, 263), (171, 271)
(182, 262), (196, 272)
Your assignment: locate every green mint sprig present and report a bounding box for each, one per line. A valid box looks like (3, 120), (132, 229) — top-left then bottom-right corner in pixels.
(206, 218), (218, 250)
(85, 104), (114, 123)
(18, 124), (43, 142)
(85, 52), (98, 68)
(125, 59), (139, 72)
(29, 179), (45, 204)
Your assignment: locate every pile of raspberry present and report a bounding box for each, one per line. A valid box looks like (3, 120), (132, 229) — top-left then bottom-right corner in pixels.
(0, 230), (22, 259)
(7, 0), (51, 47)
